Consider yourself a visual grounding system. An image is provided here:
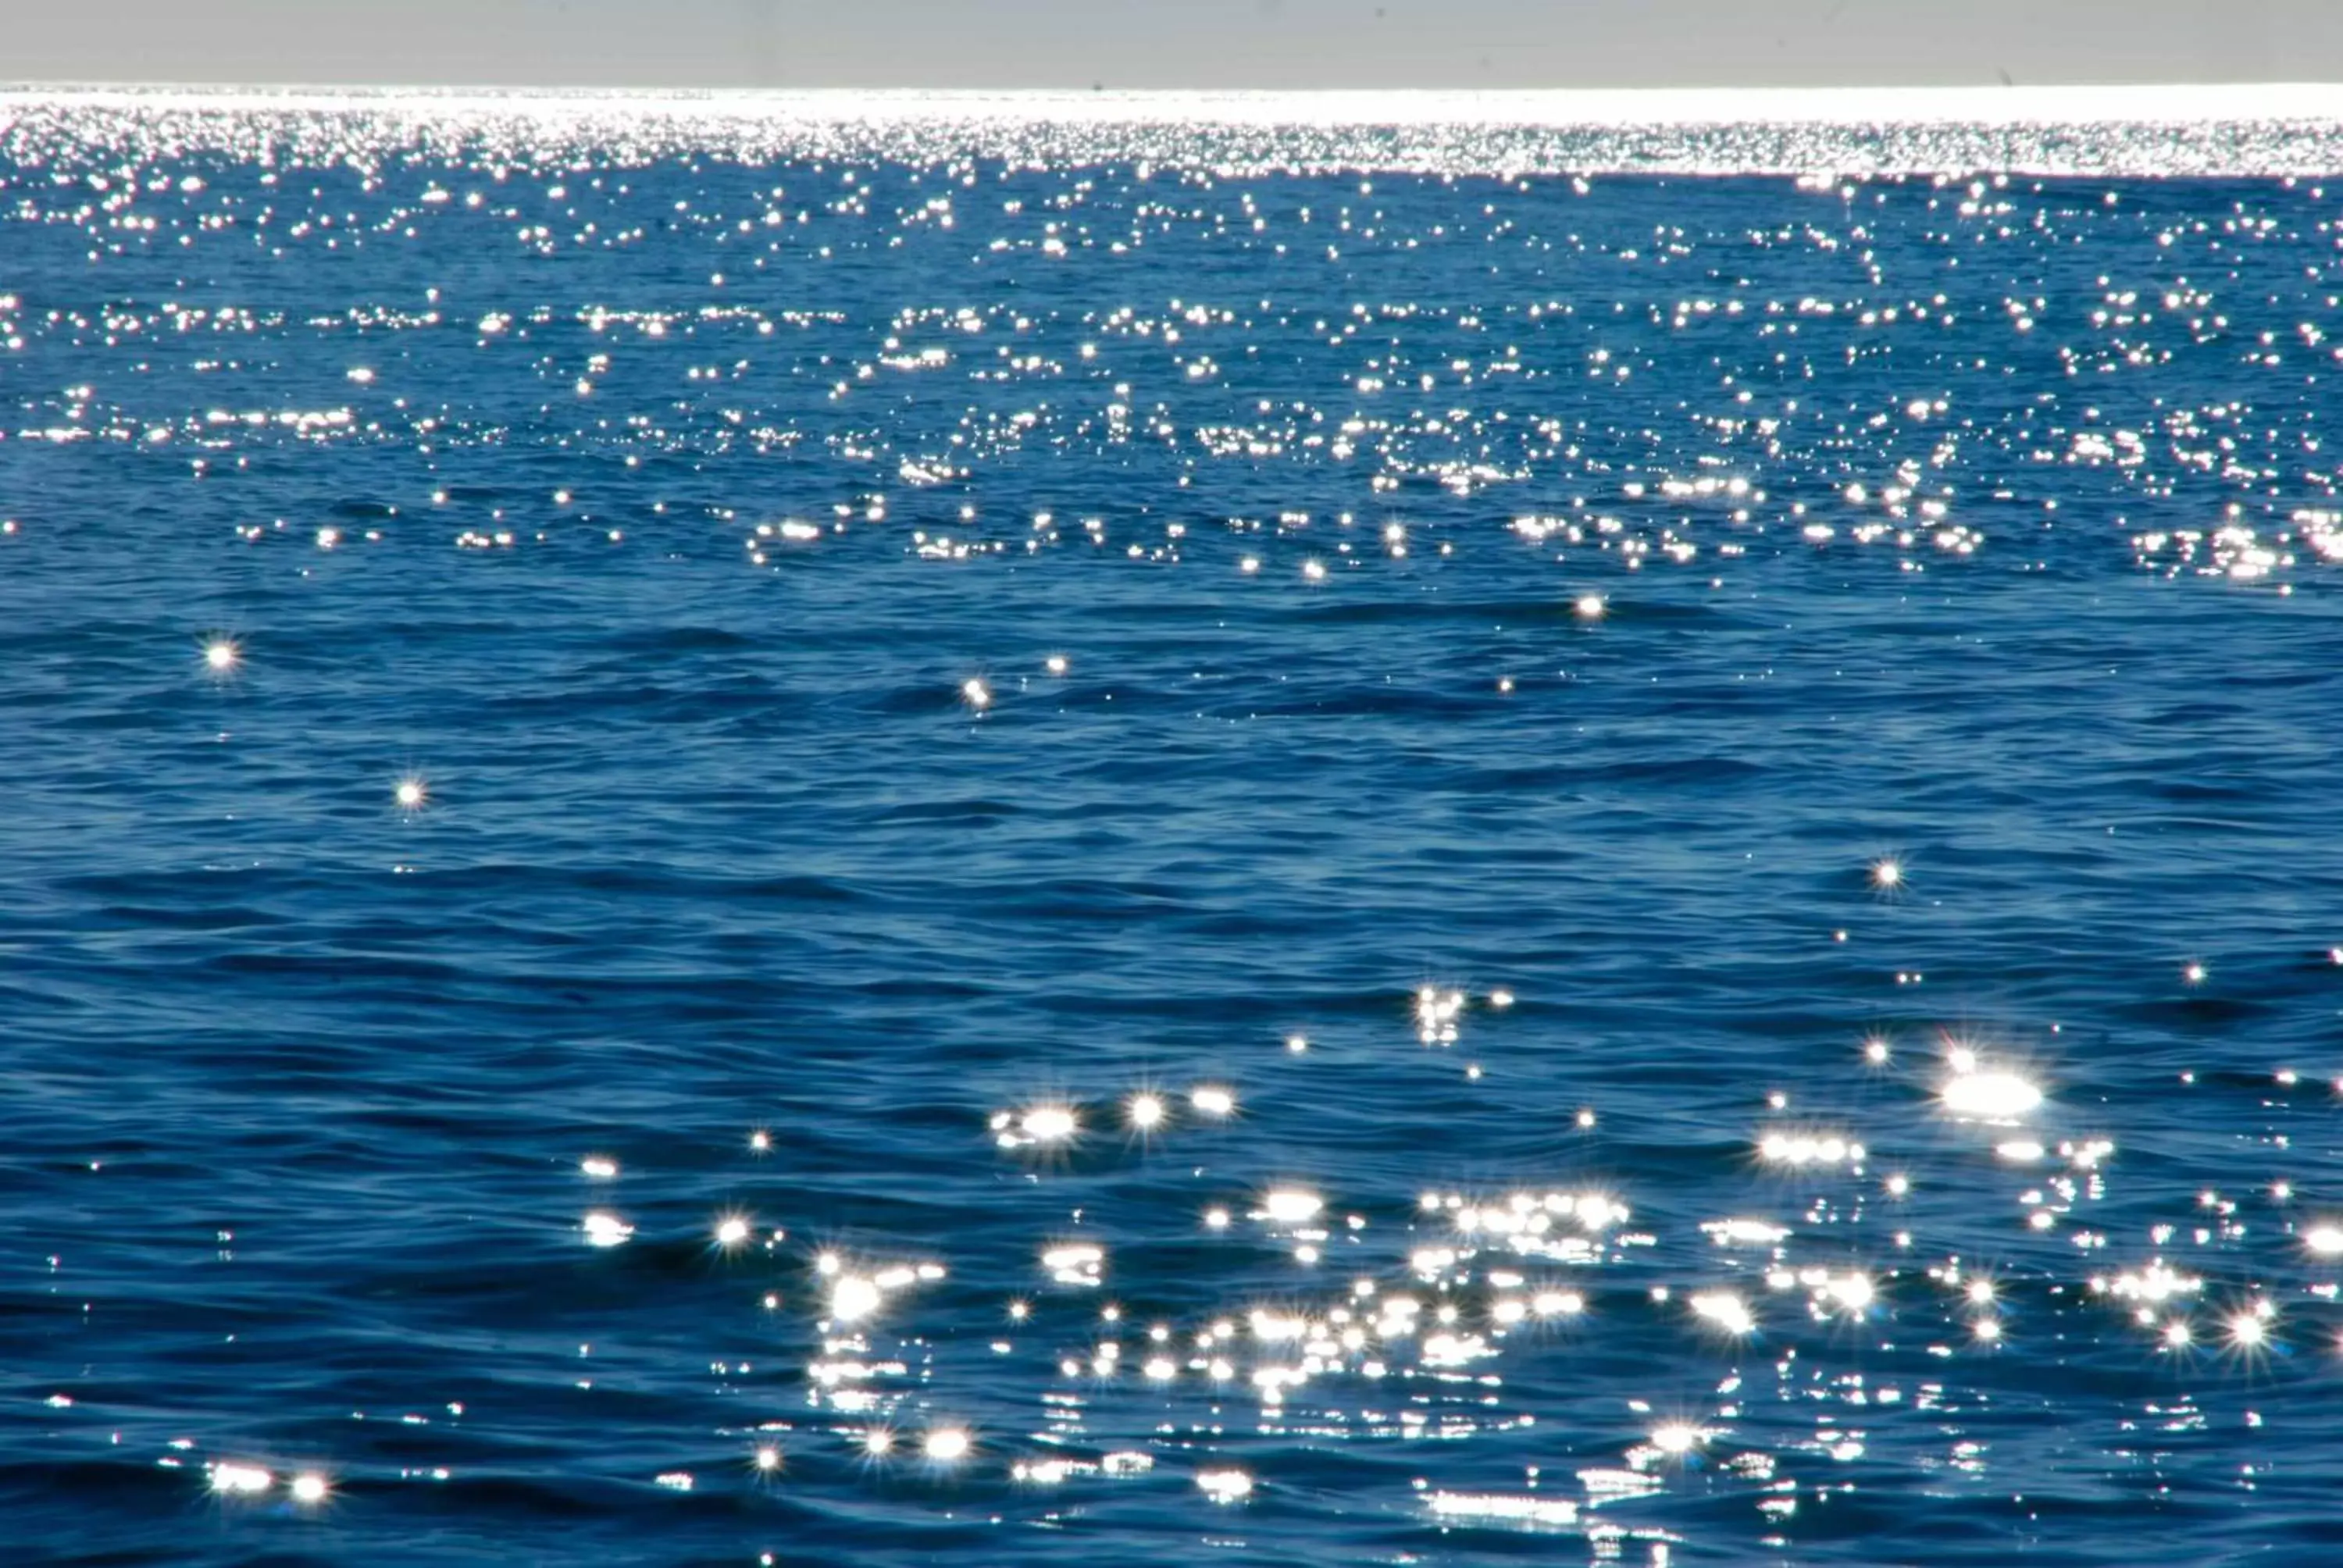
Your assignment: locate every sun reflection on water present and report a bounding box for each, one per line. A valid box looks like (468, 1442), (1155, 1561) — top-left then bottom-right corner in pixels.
(18, 89), (2343, 1564)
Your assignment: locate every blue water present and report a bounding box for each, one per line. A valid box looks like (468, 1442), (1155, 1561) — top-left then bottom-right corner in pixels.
(6, 92), (2343, 1566)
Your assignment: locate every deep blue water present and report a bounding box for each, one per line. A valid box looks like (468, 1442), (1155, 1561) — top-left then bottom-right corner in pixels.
(5, 93), (2343, 1566)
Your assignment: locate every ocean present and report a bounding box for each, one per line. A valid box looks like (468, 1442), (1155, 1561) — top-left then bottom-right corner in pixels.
(4, 87), (2343, 1566)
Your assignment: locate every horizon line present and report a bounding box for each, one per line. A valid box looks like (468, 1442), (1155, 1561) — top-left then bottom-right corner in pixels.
(7, 81), (2343, 128)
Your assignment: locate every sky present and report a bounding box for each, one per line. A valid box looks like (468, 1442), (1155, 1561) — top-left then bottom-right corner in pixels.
(7, 0), (2342, 90)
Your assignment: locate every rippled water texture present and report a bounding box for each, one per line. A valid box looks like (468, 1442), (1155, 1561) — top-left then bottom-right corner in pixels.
(5, 91), (2343, 1566)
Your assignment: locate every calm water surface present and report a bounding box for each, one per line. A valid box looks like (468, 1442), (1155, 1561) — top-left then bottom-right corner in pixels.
(4, 91), (2343, 1566)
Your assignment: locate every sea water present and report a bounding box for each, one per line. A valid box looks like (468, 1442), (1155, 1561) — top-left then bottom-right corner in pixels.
(4, 87), (2343, 1566)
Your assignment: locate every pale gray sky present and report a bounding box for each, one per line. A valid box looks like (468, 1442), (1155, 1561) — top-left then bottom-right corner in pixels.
(7, 0), (2341, 89)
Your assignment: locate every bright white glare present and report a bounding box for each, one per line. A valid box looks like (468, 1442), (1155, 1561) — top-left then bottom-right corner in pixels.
(1758, 1131), (1859, 1167)
(1692, 1291), (1756, 1336)
(210, 1463), (273, 1495)
(583, 1211), (633, 1248)
(1650, 1423), (1704, 1455)
(923, 1427), (971, 1463)
(290, 1472), (328, 1503)
(1190, 1085), (1236, 1117)
(1941, 1070), (2043, 1120)
(830, 1274), (883, 1322)
(1041, 1242), (1105, 1285)
(1196, 1467), (1254, 1502)
(1022, 1106), (1077, 1142)
(1428, 1491), (1579, 1525)
(1261, 1188), (1323, 1224)
(1826, 1273), (1874, 1313)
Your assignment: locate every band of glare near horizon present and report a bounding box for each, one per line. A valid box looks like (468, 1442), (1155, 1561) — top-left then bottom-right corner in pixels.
(9, 84), (2343, 129)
